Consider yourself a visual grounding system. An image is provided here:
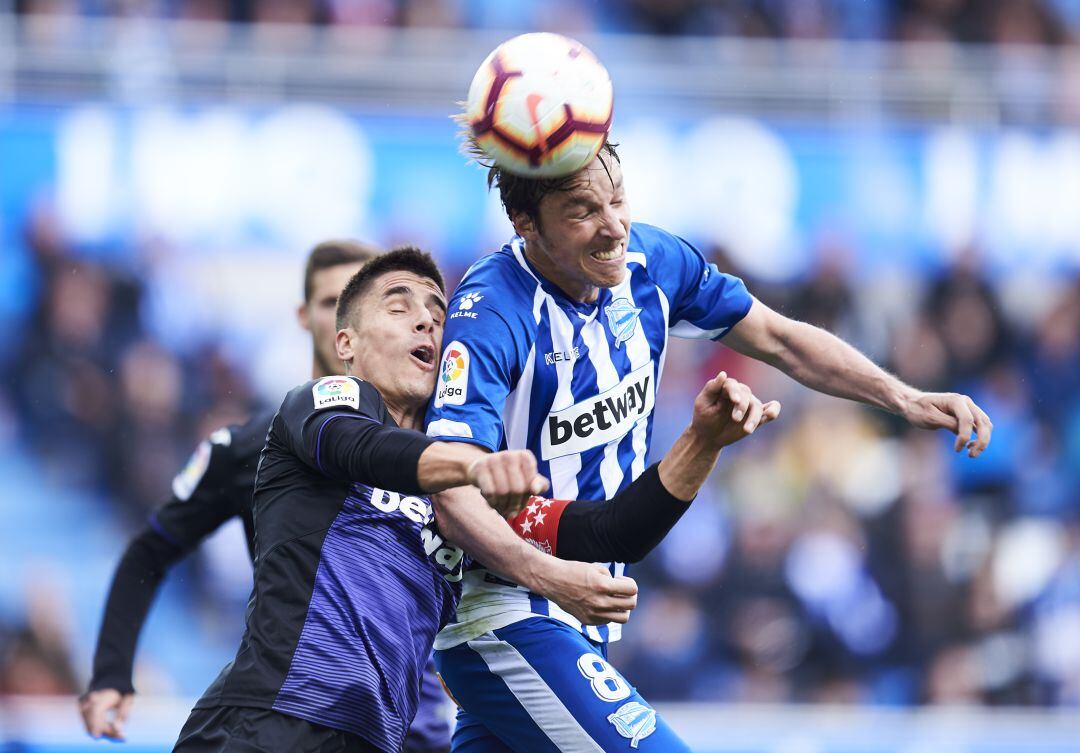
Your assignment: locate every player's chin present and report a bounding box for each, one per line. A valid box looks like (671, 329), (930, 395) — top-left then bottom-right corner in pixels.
(410, 374), (437, 401)
(584, 262), (626, 290)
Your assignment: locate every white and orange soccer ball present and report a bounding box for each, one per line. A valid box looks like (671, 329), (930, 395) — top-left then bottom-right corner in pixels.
(465, 32), (614, 178)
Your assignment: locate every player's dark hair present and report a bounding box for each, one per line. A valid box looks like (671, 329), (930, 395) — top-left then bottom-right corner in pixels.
(335, 246), (445, 330)
(475, 140), (620, 228)
(304, 239), (381, 303)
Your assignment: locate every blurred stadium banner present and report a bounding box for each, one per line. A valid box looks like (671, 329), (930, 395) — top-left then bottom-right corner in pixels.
(2, 103), (1079, 278)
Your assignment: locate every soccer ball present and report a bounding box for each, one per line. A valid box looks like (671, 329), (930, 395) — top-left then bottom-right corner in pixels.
(465, 33), (614, 178)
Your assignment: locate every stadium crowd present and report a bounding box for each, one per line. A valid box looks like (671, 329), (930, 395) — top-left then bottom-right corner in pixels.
(10, 0), (1080, 47)
(1, 194), (1078, 707)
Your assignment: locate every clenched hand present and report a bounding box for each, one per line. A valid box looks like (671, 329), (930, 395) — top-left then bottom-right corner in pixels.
(468, 450), (549, 517)
(538, 561), (639, 626)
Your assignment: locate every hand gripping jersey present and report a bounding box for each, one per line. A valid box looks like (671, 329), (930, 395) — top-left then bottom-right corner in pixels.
(194, 377), (461, 753)
(426, 222), (752, 647)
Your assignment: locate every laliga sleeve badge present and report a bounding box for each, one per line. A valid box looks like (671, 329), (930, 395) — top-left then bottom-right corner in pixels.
(312, 376), (360, 411)
(172, 440), (212, 501)
(434, 341), (469, 408)
(607, 702), (656, 749)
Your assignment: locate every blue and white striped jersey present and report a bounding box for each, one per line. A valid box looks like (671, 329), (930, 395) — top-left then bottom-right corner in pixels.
(426, 222), (752, 648)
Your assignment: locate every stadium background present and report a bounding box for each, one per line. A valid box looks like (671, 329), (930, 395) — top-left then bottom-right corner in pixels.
(2, 1), (1080, 751)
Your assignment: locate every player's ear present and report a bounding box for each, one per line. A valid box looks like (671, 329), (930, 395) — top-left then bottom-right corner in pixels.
(335, 328), (355, 365)
(511, 211), (538, 241)
(297, 302), (311, 332)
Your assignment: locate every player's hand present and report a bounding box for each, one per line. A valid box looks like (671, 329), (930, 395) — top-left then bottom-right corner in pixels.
(79, 688), (134, 741)
(540, 561), (638, 626)
(690, 371), (781, 449)
(901, 391), (993, 458)
(468, 450), (549, 517)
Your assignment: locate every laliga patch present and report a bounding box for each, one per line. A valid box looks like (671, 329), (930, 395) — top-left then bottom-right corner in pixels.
(607, 702), (657, 749)
(312, 376), (360, 411)
(435, 341), (469, 408)
(172, 440), (211, 501)
(604, 298), (642, 349)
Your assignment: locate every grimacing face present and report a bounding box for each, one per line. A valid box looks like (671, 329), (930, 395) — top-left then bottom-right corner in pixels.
(299, 262), (367, 376)
(515, 153), (631, 304)
(335, 270), (446, 413)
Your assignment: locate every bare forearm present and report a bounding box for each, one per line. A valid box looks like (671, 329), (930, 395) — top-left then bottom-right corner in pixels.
(764, 320), (916, 414)
(657, 428), (722, 502)
(415, 442), (480, 493)
(433, 485), (561, 591)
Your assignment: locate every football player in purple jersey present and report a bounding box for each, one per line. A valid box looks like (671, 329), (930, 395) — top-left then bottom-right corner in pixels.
(81, 241), (455, 753)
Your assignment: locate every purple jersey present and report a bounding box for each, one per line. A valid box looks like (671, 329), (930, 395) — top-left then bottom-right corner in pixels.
(193, 377), (460, 753)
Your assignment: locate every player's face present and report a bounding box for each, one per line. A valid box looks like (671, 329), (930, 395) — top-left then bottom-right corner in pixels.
(299, 262), (367, 377)
(342, 270), (446, 413)
(518, 154), (630, 303)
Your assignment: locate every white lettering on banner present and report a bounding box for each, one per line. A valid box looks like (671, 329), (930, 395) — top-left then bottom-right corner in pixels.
(540, 363), (655, 461)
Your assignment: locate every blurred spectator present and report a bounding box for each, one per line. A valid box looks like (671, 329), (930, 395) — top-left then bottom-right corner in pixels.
(0, 579), (79, 696)
(5, 0), (1079, 47)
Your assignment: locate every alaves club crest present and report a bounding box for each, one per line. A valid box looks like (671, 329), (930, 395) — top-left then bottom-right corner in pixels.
(607, 701), (656, 748)
(604, 298), (642, 349)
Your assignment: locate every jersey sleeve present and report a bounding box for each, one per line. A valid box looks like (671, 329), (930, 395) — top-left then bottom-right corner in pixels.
(424, 287), (525, 452)
(88, 527), (185, 694)
(506, 463), (692, 563)
(149, 427), (241, 551)
(278, 375), (435, 493)
(642, 224), (753, 341)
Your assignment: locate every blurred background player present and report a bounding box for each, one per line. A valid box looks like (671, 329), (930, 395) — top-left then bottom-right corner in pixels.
(423, 141), (992, 751)
(78, 241), (459, 753)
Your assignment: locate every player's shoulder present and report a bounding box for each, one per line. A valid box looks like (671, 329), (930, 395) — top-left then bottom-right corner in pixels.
(225, 406), (277, 459)
(281, 376), (385, 422)
(445, 241), (541, 339)
(454, 241), (540, 307)
(627, 222), (691, 263)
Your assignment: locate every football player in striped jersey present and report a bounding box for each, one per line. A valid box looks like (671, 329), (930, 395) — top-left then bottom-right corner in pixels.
(425, 141), (992, 752)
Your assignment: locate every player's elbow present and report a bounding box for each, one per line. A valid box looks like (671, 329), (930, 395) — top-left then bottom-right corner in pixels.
(430, 489), (471, 542)
(617, 540), (654, 565)
(123, 528), (185, 574)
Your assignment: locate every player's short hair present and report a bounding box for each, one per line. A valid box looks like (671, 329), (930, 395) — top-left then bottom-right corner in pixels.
(482, 141), (621, 228)
(303, 239), (381, 303)
(335, 246), (445, 330)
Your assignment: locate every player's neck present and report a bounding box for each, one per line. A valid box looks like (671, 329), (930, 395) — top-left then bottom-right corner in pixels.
(522, 244), (599, 304)
(383, 399), (423, 430)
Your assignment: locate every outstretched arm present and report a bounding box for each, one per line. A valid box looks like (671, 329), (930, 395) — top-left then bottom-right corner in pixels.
(81, 427), (245, 742)
(514, 373), (780, 563)
(724, 298), (993, 457)
(81, 529), (184, 740)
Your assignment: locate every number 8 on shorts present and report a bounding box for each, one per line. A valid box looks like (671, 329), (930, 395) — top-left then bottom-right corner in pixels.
(577, 652), (631, 702)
